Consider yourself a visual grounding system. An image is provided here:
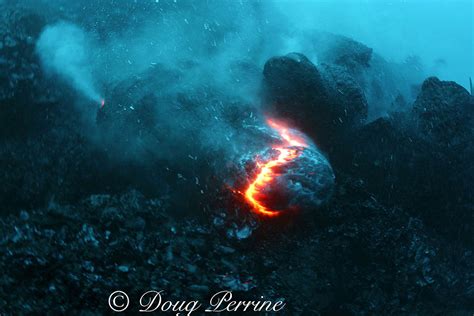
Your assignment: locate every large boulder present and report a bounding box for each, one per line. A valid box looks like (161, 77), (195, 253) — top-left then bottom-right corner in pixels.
(313, 32), (373, 71)
(262, 53), (368, 151)
(412, 77), (474, 145)
(318, 63), (368, 130)
(233, 122), (335, 216)
(311, 32), (425, 118)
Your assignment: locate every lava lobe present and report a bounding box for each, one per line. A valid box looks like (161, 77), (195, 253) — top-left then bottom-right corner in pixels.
(240, 119), (335, 216)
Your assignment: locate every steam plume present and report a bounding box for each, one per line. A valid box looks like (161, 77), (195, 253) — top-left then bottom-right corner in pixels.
(36, 22), (101, 102)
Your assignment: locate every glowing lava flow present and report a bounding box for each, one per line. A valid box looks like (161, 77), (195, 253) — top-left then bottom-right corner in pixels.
(244, 119), (308, 216)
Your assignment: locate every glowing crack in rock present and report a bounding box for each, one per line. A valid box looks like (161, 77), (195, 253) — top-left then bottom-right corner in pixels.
(244, 119), (310, 217)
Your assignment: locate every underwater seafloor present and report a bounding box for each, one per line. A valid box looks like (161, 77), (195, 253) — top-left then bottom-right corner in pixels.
(0, 1), (473, 315)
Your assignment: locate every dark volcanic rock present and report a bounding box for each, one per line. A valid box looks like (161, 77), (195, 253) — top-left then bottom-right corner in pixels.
(1, 182), (472, 314)
(313, 32), (373, 71)
(0, 7), (48, 138)
(347, 82), (474, 245)
(0, 7), (111, 211)
(319, 63), (368, 129)
(0, 8), (45, 101)
(262, 53), (368, 151)
(412, 77), (474, 145)
(262, 53), (327, 112)
(311, 32), (425, 118)
(0, 3), (472, 314)
(262, 53), (330, 145)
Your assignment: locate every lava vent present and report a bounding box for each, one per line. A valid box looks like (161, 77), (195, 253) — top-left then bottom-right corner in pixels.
(238, 119), (335, 216)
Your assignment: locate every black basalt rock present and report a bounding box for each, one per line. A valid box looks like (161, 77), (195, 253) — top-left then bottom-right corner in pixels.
(262, 53), (327, 112)
(313, 32), (373, 71)
(262, 52), (368, 152)
(262, 53), (330, 146)
(412, 76), (474, 145)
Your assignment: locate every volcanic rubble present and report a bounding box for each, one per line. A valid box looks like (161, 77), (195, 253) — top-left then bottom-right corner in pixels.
(1, 6), (474, 315)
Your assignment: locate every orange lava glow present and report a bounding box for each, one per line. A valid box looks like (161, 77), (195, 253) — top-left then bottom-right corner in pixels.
(244, 119), (308, 216)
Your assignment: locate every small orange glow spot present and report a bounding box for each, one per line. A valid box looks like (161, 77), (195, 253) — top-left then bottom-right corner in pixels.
(244, 118), (308, 217)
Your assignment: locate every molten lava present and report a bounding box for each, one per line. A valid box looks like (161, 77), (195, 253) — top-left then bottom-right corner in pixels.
(244, 119), (309, 216)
